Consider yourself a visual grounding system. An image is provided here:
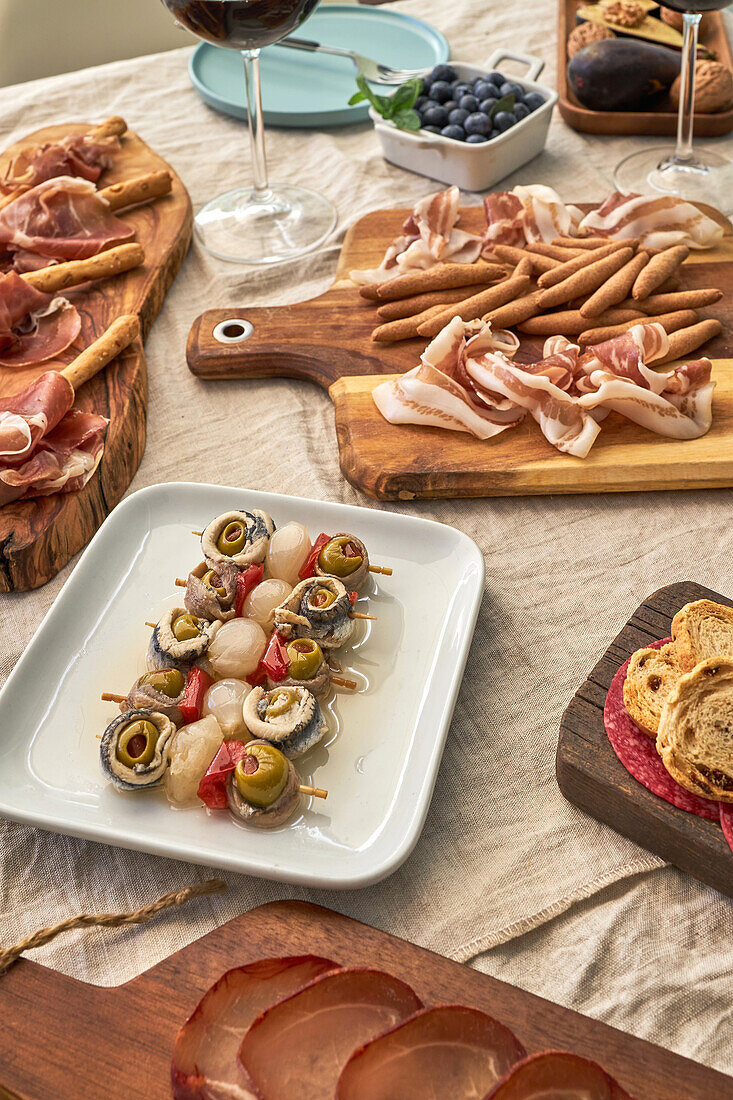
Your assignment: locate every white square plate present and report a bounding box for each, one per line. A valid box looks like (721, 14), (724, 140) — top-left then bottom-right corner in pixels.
(0, 483), (483, 888)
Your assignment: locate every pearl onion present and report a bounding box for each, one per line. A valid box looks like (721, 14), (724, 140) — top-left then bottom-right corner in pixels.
(202, 678), (251, 740)
(242, 578), (292, 631)
(266, 522), (311, 586)
(207, 618), (266, 679)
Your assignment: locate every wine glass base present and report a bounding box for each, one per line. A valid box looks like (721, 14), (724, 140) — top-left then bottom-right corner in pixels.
(194, 184), (337, 265)
(614, 147), (733, 212)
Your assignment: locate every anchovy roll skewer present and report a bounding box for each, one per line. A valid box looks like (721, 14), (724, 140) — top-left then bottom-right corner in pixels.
(243, 685), (327, 758)
(184, 561), (239, 623)
(227, 740), (301, 828)
(118, 668), (186, 726)
(100, 709), (175, 790)
(273, 577), (354, 650)
(147, 607), (219, 672)
(314, 533), (370, 591)
(202, 509), (275, 570)
(267, 638), (356, 699)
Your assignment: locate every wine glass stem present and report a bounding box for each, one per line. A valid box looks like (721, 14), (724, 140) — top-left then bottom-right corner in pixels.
(674, 12), (701, 164)
(242, 49), (271, 203)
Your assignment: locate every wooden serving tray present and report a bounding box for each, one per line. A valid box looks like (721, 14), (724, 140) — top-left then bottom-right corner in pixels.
(0, 123), (193, 593)
(557, 580), (733, 899)
(188, 203), (733, 501)
(0, 899), (730, 1099)
(557, 0), (733, 136)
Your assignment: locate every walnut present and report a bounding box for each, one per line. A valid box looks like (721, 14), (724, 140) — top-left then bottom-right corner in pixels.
(567, 22), (615, 57)
(602, 0), (647, 27)
(660, 8), (710, 33)
(670, 60), (733, 113)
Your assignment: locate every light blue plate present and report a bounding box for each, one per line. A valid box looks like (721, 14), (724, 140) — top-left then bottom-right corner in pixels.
(189, 4), (449, 128)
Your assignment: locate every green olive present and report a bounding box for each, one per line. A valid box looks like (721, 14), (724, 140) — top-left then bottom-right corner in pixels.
(318, 535), (363, 578)
(139, 669), (185, 698)
(216, 520), (247, 556)
(234, 743), (288, 808)
(116, 719), (158, 768)
(286, 639), (323, 681)
(202, 569), (227, 598)
(310, 586), (336, 609)
(172, 613), (200, 642)
(266, 687), (298, 718)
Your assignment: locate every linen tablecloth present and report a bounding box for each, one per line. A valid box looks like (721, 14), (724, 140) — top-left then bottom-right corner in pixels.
(1, 0), (732, 1078)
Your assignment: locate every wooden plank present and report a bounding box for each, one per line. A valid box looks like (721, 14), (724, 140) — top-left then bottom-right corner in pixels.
(557, 581), (733, 899)
(0, 900), (730, 1099)
(0, 123), (193, 592)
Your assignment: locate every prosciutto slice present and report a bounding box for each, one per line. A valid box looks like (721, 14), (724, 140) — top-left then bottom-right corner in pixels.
(0, 406), (108, 506)
(483, 185), (582, 250)
(237, 968), (422, 1100)
(336, 1005), (526, 1100)
(0, 271), (80, 366)
(578, 191), (724, 250)
(0, 176), (134, 267)
(171, 956), (338, 1100)
(1, 134), (119, 193)
(482, 1052), (636, 1099)
(721, 803), (733, 855)
(0, 370), (74, 465)
(350, 186), (483, 284)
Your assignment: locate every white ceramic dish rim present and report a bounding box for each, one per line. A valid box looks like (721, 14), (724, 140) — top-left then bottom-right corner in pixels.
(0, 483), (485, 889)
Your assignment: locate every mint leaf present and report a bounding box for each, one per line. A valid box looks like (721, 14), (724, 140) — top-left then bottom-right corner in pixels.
(349, 74), (423, 120)
(489, 94), (514, 119)
(389, 78), (423, 113)
(348, 90), (367, 105)
(391, 108), (422, 132)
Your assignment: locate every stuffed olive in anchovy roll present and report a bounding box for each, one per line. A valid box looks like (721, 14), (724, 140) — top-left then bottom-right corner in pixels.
(243, 685), (327, 758)
(100, 709), (175, 790)
(314, 533), (370, 591)
(226, 740), (300, 828)
(147, 607), (219, 672)
(184, 560), (239, 623)
(273, 577), (353, 650)
(202, 509), (275, 570)
(268, 638), (331, 699)
(122, 668), (186, 726)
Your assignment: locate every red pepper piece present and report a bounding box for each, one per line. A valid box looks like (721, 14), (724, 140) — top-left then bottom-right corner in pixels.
(179, 667), (213, 726)
(298, 532), (330, 580)
(248, 630), (290, 687)
(197, 740), (249, 809)
(235, 563), (264, 617)
(349, 590), (358, 606)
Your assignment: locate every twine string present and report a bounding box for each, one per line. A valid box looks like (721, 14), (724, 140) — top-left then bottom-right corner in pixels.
(0, 878), (227, 977)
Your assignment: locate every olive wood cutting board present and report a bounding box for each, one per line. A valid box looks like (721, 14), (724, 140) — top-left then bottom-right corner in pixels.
(0, 899), (730, 1099)
(557, 0), (733, 137)
(187, 203), (733, 501)
(0, 123), (193, 593)
(557, 580), (733, 899)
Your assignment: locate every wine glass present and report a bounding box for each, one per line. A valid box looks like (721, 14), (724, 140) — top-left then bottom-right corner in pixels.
(161, 0), (337, 264)
(614, 0), (733, 208)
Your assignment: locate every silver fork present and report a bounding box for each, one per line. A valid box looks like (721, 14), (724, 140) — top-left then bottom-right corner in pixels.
(276, 37), (431, 85)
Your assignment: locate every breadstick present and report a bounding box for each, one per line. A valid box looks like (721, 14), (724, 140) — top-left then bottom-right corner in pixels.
(654, 275), (681, 294)
(553, 235), (618, 250)
(359, 285), (381, 301)
(59, 314), (140, 390)
(632, 245), (689, 300)
(417, 274), (531, 338)
(100, 171), (172, 211)
(22, 242), (145, 293)
(652, 319), (722, 365)
(90, 116), (127, 139)
(372, 304), (447, 342)
(376, 285), (477, 321)
(483, 290), (544, 328)
(580, 252), (650, 318)
(492, 244), (557, 274)
(636, 288), (723, 314)
(578, 308), (699, 346)
(537, 247), (634, 310)
(513, 256), (534, 277)
(537, 244), (632, 291)
(374, 262), (506, 301)
(525, 241), (585, 261)
(518, 307), (645, 336)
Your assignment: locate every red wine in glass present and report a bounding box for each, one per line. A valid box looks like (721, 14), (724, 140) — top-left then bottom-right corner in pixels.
(166, 0), (320, 49)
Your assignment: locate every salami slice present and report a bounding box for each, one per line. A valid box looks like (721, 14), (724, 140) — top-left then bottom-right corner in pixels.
(482, 1051), (636, 1099)
(720, 803), (733, 855)
(605, 639), (720, 819)
(238, 968), (422, 1100)
(171, 955), (338, 1100)
(336, 1004), (526, 1100)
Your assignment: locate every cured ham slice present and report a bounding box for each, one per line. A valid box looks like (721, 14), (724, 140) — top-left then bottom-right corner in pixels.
(483, 185), (582, 250)
(336, 1004), (526, 1100)
(577, 372), (714, 440)
(237, 968), (422, 1100)
(482, 1052), (636, 1099)
(1, 134), (119, 193)
(0, 407), (108, 506)
(350, 186), (482, 284)
(171, 955), (338, 1100)
(578, 192), (724, 251)
(0, 370), (74, 465)
(721, 803), (733, 854)
(0, 271), (80, 367)
(0, 176), (134, 267)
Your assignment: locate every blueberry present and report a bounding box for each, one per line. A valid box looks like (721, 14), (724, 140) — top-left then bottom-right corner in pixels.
(429, 80), (453, 104)
(452, 82), (474, 99)
(474, 80), (497, 101)
(415, 95), (428, 111)
(523, 91), (545, 111)
(422, 124), (442, 134)
(443, 100), (458, 114)
(459, 94), (479, 112)
(441, 124), (466, 141)
(422, 105), (449, 127)
(486, 70), (505, 85)
(429, 64), (457, 83)
(479, 97), (498, 114)
(464, 112), (493, 137)
(448, 107), (470, 126)
(466, 132), (490, 143)
(493, 110), (515, 132)
(499, 81), (525, 100)
(513, 102), (530, 120)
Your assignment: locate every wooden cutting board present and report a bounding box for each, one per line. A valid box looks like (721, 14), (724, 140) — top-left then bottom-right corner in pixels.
(0, 123), (193, 592)
(0, 899), (730, 1100)
(557, 580), (733, 899)
(187, 203), (733, 501)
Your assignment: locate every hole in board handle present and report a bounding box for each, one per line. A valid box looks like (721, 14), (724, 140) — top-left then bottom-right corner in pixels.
(213, 319), (254, 343)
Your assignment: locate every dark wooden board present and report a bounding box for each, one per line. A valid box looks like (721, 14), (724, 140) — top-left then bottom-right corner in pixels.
(557, 581), (733, 899)
(187, 203), (733, 501)
(0, 123), (193, 592)
(0, 900), (731, 1100)
(557, 0), (733, 136)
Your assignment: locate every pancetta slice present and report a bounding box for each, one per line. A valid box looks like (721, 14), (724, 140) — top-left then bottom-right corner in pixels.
(482, 1051), (636, 1099)
(1, 134), (119, 193)
(578, 191), (724, 251)
(0, 407), (107, 506)
(577, 374), (715, 440)
(336, 1004), (526, 1100)
(721, 803), (733, 855)
(237, 968), (422, 1100)
(0, 370), (74, 465)
(171, 956), (338, 1100)
(483, 185), (582, 250)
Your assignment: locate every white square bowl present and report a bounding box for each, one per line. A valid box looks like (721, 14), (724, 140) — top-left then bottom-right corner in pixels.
(0, 483), (484, 889)
(371, 49), (557, 192)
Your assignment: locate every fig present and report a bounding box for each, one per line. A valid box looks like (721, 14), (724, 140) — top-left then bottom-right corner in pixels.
(568, 38), (680, 111)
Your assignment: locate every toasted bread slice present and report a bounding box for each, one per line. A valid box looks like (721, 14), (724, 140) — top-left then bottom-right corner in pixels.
(671, 599), (733, 671)
(657, 657), (733, 803)
(623, 642), (683, 736)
